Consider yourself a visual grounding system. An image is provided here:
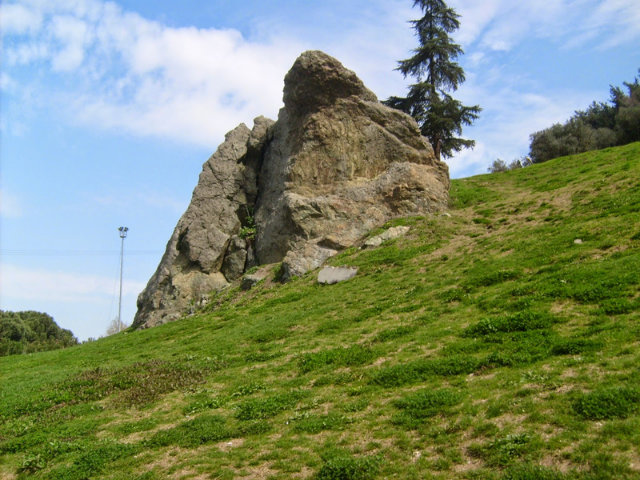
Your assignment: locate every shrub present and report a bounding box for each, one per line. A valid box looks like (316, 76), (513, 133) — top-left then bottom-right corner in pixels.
(0, 310), (78, 357)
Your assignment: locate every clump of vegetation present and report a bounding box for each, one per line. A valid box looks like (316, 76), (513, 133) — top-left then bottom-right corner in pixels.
(488, 157), (532, 173)
(315, 453), (381, 480)
(573, 387), (640, 420)
(392, 388), (464, 428)
(529, 69), (640, 163)
(0, 310), (78, 356)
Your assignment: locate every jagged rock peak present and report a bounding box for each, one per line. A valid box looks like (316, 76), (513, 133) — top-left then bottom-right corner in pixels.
(133, 50), (450, 330)
(283, 50), (378, 116)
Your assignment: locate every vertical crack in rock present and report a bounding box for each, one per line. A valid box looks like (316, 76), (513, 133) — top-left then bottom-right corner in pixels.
(133, 50), (450, 329)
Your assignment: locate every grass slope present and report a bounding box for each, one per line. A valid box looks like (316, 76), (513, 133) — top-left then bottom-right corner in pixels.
(2, 143), (640, 480)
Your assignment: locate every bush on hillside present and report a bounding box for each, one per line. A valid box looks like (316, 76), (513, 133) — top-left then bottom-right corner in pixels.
(529, 69), (640, 163)
(0, 310), (78, 357)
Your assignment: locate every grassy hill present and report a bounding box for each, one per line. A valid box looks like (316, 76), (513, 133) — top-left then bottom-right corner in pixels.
(1, 143), (640, 480)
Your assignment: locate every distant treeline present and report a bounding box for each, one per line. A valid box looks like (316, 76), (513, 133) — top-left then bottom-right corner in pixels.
(0, 310), (78, 357)
(529, 69), (640, 163)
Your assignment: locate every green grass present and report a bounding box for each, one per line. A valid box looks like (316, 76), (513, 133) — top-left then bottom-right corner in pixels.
(1, 143), (640, 479)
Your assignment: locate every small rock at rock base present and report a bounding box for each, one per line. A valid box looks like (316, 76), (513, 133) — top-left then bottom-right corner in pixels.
(241, 271), (269, 291)
(364, 226), (411, 248)
(574, 239), (583, 244)
(318, 266), (358, 285)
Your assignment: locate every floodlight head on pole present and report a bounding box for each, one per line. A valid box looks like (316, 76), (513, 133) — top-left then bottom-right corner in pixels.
(117, 226), (128, 333)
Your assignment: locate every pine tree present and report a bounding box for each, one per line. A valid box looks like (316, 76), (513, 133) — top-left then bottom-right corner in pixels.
(384, 0), (480, 161)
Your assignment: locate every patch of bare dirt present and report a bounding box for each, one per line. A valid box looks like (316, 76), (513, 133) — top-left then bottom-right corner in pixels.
(216, 438), (245, 452)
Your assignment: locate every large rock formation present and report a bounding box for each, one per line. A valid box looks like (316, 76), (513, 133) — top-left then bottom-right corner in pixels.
(133, 50), (449, 329)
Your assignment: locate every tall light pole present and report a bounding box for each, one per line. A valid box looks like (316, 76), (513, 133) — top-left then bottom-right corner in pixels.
(117, 226), (129, 333)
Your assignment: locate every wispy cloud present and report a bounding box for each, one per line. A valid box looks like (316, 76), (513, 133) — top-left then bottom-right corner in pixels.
(451, 0), (640, 51)
(1, 263), (145, 303)
(0, 189), (24, 218)
(1, 0), (305, 147)
(93, 190), (187, 214)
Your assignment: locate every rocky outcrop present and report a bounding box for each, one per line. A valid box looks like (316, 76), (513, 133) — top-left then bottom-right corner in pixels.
(133, 50), (449, 329)
(133, 117), (274, 328)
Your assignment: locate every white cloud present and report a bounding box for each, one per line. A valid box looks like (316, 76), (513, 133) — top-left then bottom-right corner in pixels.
(0, 189), (23, 218)
(94, 190), (187, 214)
(2, 0), (638, 160)
(1, 264), (145, 302)
(49, 14), (91, 71)
(450, 0), (640, 51)
(2, 0), (305, 147)
(0, 2), (43, 34)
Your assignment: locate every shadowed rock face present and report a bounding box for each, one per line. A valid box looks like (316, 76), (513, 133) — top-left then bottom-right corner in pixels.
(133, 50), (449, 329)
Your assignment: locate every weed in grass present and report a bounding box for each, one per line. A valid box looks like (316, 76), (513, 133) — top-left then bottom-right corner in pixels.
(439, 287), (469, 303)
(45, 441), (141, 480)
(392, 389), (464, 429)
(341, 398), (370, 413)
(572, 386), (640, 420)
(369, 355), (482, 387)
(297, 345), (379, 373)
(315, 454), (381, 480)
(373, 325), (417, 343)
(146, 414), (232, 448)
(232, 382), (267, 397)
(465, 268), (521, 288)
(291, 413), (350, 434)
(59, 359), (209, 408)
(501, 464), (566, 480)
(597, 298), (637, 315)
(235, 390), (309, 420)
(469, 433), (540, 467)
(464, 311), (558, 336)
(182, 392), (227, 416)
(551, 338), (603, 356)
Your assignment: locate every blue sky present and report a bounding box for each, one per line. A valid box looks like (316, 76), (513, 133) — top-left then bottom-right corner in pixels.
(1, 0), (639, 341)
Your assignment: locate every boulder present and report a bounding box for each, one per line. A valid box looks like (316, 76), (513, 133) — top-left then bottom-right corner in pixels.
(254, 51), (449, 275)
(133, 50), (449, 329)
(318, 266), (358, 285)
(364, 226), (411, 248)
